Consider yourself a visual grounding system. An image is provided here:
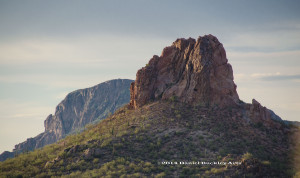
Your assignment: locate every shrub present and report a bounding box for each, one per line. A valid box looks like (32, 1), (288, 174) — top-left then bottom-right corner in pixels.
(242, 152), (253, 160)
(93, 158), (99, 164)
(155, 172), (166, 178)
(169, 96), (177, 102)
(261, 160), (271, 165)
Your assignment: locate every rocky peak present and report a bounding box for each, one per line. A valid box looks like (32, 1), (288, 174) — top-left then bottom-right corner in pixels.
(245, 99), (283, 127)
(0, 79), (133, 162)
(130, 35), (239, 109)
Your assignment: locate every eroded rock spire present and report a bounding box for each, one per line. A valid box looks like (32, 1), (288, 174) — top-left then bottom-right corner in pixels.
(130, 35), (239, 109)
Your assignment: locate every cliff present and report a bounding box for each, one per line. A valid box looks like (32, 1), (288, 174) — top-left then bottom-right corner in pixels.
(0, 79), (132, 161)
(129, 34), (282, 126)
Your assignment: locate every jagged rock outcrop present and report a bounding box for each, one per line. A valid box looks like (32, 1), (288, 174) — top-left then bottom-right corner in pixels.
(129, 35), (283, 126)
(130, 35), (239, 109)
(1, 79), (133, 161)
(244, 99), (284, 128)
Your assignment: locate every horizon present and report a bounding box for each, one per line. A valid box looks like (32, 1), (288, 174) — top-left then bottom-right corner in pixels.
(0, 0), (300, 153)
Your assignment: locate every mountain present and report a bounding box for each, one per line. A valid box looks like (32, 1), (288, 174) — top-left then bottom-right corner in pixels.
(0, 79), (133, 162)
(130, 35), (239, 109)
(0, 152), (14, 163)
(0, 35), (297, 177)
(130, 35), (282, 127)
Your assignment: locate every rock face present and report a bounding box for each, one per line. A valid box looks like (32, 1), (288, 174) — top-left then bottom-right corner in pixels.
(244, 99), (283, 127)
(1, 79), (133, 161)
(129, 34), (283, 126)
(130, 35), (239, 109)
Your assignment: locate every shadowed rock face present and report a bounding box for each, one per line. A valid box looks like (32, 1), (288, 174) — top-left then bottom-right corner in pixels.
(18, 79), (132, 150)
(0, 79), (132, 162)
(130, 35), (239, 109)
(41, 79), (133, 145)
(0, 151), (14, 162)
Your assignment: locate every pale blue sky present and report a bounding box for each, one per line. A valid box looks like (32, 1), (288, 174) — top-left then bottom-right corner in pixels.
(0, 0), (300, 153)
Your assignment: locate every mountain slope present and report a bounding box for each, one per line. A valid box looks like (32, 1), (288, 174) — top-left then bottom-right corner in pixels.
(0, 35), (296, 177)
(0, 79), (133, 162)
(0, 101), (294, 177)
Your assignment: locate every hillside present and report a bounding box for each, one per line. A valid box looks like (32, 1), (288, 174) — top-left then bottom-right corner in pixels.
(0, 35), (297, 177)
(0, 101), (295, 177)
(0, 79), (132, 162)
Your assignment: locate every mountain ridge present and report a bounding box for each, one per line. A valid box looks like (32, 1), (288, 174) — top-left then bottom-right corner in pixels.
(0, 79), (133, 162)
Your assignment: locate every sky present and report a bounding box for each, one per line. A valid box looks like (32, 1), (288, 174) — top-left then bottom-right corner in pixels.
(0, 0), (300, 153)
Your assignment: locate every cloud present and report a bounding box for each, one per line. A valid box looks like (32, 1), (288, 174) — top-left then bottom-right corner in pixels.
(0, 74), (112, 89)
(259, 74), (300, 81)
(0, 34), (168, 90)
(250, 72), (300, 82)
(225, 21), (300, 52)
(0, 99), (53, 152)
(0, 34), (172, 91)
(235, 72), (300, 82)
(0, 34), (170, 65)
(227, 50), (300, 79)
(228, 50), (300, 61)
(0, 99), (53, 121)
(250, 72), (282, 78)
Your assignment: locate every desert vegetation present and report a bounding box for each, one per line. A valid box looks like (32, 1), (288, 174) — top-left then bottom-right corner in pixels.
(0, 100), (295, 177)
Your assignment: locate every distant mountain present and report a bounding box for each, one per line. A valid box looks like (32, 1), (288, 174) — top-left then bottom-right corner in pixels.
(0, 35), (297, 177)
(286, 120), (300, 126)
(0, 79), (133, 162)
(0, 151), (14, 162)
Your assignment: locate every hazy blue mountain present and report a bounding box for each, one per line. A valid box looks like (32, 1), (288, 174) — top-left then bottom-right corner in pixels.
(0, 79), (133, 162)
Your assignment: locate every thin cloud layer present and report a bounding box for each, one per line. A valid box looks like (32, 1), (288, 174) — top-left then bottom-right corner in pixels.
(235, 72), (300, 82)
(259, 74), (300, 81)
